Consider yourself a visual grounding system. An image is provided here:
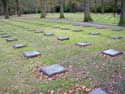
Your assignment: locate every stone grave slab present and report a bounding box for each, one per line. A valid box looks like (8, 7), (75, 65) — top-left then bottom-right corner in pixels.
(57, 36), (70, 41)
(23, 50), (41, 58)
(52, 26), (60, 29)
(111, 36), (122, 40)
(39, 64), (67, 77)
(1, 35), (11, 38)
(60, 28), (70, 30)
(44, 32), (54, 36)
(5, 38), (17, 42)
(72, 23), (81, 26)
(112, 27), (123, 31)
(28, 29), (35, 31)
(89, 88), (108, 94)
(101, 49), (122, 57)
(0, 33), (7, 35)
(34, 30), (44, 33)
(13, 44), (26, 49)
(89, 32), (100, 35)
(96, 26), (106, 29)
(73, 30), (83, 32)
(76, 42), (91, 47)
(83, 24), (92, 27)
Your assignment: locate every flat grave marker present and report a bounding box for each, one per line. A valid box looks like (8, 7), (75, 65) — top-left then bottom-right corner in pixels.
(60, 28), (70, 30)
(1, 35), (11, 38)
(0, 33), (7, 35)
(73, 30), (83, 32)
(112, 27), (123, 31)
(39, 64), (67, 77)
(76, 42), (91, 47)
(34, 30), (44, 33)
(13, 44), (26, 49)
(72, 23), (81, 26)
(44, 32), (54, 36)
(89, 88), (108, 94)
(89, 32), (100, 35)
(5, 38), (17, 42)
(101, 49), (122, 57)
(23, 50), (41, 58)
(96, 26), (106, 29)
(111, 36), (122, 40)
(57, 36), (70, 41)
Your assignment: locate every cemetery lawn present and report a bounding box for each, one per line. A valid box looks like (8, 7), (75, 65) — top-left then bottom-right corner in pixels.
(0, 14), (125, 94)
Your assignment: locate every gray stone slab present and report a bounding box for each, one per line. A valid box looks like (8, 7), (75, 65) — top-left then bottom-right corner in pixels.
(13, 44), (26, 49)
(39, 64), (67, 76)
(1, 35), (11, 38)
(72, 23), (81, 26)
(83, 24), (92, 27)
(34, 30), (44, 33)
(23, 50), (41, 58)
(102, 49), (122, 57)
(0, 33), (7, 35)
(76, 42), (91, 47)
(89, 88), (108, 94)
(52, 26), (60, 29)
(111, 36), (122, 40)
(73, 30), (83, 32)
(28, 29), (35, 31)
(57, 36), (70, 41)
(60, 28), (70, 30)
(112, 27), (123, 31)
(96, 26), (106, 29)
(44, 32), (54, 36)
(5, 38), (17, 42)
(89, 32), (100, 35)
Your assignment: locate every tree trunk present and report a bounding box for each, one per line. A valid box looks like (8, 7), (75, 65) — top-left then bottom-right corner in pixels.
(40, 0), (47, 18)
(60, 0), (65, 18)
(4, 2), (9, 19)
(1, 0), (9, 19)
(16, 0), (21, 16)
(119, 0), (125, 26)
(113, 0), (118, 17)
(94, 0), (97, 13)
(83, 0), (93, 22)
(101, 0), (104, 13)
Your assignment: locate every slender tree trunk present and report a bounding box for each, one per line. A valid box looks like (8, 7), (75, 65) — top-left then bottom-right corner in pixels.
(101, 0), (104, 13)
(40, 0), (47, 18)
(1, 0), (9, 19)
(113, 0), (118, 17)
(83, 0), (93, 22)
(4, 2), (9, 19)
(94, 0), (97, 13)
(60, 0), (65, 18)
(119, 0), (125, 26)
(16, 0), (21, 16)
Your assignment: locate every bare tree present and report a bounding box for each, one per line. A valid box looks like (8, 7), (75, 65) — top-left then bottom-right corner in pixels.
(15, 0), (21, 16)
(119, 0), (125, 26)
(83, 0), (93, 22)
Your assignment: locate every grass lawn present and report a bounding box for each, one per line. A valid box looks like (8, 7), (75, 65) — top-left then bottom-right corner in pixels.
(0, 13), (125, 94)
(18, 13), (120, 25)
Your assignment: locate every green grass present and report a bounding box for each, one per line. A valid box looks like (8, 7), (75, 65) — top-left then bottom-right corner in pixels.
(17, 13), (120, 25)
(0, 14), (125, 94)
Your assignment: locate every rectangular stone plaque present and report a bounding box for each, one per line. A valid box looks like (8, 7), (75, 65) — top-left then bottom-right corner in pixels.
(57, 36), (70, 41)
(39, 64), (67, 77)
(13, 44), (26, 49)
(44, 32), (54, 36)
(76, 42), (91, 47)
(111, 36), (122, 40)
(5, 38), (17, 42)
(89, 32), (100, 35)
(23, 50), (41, 58)
(102, 49), (122, 57)
(89, 88), (108, 94)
